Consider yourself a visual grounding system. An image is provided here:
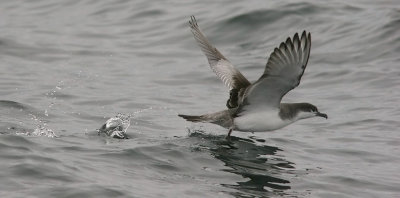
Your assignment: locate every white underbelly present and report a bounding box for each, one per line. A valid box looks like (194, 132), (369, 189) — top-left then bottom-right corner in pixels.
(233, 110), (292, 132)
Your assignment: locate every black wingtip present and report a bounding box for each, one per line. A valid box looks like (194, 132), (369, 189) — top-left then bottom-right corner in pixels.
(189, 15), (197, 27)
(302, 30), (306, 36)
(299, 31), (311, 41)
(285, 37), (294, 50)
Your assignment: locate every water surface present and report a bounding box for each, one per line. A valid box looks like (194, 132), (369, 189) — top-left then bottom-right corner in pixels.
(0, 0), (399, 197)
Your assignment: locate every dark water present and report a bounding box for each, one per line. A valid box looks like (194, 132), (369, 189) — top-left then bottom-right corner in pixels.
(1, 0), (399, 197)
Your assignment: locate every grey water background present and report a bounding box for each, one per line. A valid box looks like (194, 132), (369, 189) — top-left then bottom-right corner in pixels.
(0, 0), (399, 197)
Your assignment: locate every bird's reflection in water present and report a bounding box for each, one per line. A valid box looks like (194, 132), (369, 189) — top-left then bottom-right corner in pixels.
(189, 130), (296, 197)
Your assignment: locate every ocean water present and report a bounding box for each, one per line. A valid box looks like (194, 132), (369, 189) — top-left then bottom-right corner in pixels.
(0, 0), (399, 197)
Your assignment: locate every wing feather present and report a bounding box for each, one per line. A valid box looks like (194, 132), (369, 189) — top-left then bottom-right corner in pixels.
(237, 31), (312, 112)
(189, 16), (250, 90)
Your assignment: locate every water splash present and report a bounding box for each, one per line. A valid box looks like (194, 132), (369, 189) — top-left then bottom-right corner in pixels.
(26, 125), (57, 138)
(98, 113), (131, 139)
(44, 80), (64, 117)
(15, 114), (57, 138)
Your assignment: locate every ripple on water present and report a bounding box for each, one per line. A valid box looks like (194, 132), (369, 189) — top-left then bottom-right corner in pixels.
(0, 0), (400, 197)
(186, 131), (299, 197)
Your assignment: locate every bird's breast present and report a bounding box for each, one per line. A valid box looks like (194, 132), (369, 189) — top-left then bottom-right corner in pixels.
(233, 110), (293, 132)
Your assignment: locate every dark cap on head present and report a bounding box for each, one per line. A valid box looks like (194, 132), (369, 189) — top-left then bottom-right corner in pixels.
(280, 103), (328, 120)
(298, 103), (328, 119)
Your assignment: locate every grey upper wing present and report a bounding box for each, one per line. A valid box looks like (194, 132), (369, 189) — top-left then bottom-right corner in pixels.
(189, 16), (251, 90)
(239, 31), (311, 110)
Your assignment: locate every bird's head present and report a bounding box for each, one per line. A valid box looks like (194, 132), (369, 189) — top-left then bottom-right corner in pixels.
(296, 103), (328, 120)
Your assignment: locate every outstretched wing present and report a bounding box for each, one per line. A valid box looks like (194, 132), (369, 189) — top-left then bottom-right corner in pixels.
(189, 16), (250, 90)
(238, 31), (311, 111)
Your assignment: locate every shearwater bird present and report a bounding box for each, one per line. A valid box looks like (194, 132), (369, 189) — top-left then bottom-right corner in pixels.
(179, 16), (327, 138)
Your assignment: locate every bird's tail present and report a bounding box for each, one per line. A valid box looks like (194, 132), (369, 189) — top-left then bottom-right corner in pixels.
(178, 114), (205, 122)
(178, 110), (232, 129)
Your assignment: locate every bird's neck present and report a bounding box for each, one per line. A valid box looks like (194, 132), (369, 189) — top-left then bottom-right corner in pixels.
(279, 103), (305, 120)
